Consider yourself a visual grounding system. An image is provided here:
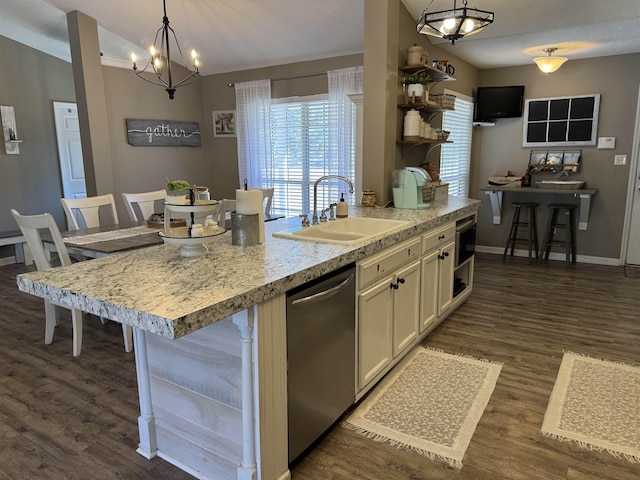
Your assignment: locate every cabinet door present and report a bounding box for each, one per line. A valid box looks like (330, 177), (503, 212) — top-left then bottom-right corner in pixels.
(358, 277), (394, 389)
(438, 241), (455, 316)
(420, 250), (439, 332)
(392, 260), (421, 357)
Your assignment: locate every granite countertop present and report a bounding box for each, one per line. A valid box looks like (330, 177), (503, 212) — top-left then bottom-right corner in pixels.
(17, 197), (480, 339)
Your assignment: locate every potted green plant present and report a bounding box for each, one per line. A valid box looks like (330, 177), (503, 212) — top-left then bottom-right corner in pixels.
(405, 72), (432, 101)
(165, 178), (191, 204)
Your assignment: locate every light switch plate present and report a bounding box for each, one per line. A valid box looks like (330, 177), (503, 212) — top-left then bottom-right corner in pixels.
(614, 155), (627, 165)
(598, 137), (616, 149)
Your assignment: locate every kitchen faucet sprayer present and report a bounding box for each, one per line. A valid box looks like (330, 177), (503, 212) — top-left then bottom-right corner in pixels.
(312, 175), (354, 225)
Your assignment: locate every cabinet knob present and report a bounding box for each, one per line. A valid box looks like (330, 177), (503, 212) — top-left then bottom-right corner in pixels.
(397, 277), (405, 284)
(438, 235), (445, 240)
(390, 282), (399, 290)
(438, 252), (449, 260)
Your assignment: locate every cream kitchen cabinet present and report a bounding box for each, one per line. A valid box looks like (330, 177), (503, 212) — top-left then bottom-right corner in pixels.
(420, 222), (456, 333)
(357, 237), (421, 391)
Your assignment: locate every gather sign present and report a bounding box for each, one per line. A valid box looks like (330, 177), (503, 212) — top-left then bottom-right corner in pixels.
(126, 119), (201, 147)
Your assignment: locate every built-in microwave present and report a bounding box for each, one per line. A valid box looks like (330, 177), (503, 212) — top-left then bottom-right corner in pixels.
(456, 219), (476, 267)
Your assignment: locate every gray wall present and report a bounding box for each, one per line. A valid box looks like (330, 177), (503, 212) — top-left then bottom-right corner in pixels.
(202, 54), (363, 200)
(471, 54), (640, 260)
(0, 36), (76, 232)
(102, 65), (208, 215)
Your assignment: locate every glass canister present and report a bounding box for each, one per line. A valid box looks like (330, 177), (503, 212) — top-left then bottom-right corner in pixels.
(194, 185), (210, 203)
(361, 190), (376, 207)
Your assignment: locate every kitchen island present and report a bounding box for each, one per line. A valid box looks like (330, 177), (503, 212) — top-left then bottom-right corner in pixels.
(17, 196), (480, 480)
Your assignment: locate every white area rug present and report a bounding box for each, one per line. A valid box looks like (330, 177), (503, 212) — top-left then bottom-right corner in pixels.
(342, 347), (502, 469)
(542, 352), (640, 463)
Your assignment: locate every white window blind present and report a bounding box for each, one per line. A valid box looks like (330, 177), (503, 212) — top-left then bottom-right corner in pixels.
(441, 91), (473, 197)
(270, 95), (355, 216)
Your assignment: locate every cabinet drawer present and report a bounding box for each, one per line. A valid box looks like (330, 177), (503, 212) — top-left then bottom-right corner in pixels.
(422, 223), (455, 254)
(358, 237), (421, 290)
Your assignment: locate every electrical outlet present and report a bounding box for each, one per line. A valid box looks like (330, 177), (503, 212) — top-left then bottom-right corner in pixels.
(614, 155), (627, 166)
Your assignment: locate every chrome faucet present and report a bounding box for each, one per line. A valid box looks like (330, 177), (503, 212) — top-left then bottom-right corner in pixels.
(312, 175), (354, 225)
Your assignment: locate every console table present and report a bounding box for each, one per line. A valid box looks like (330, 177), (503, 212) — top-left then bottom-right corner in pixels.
(479, 186), (598, 230)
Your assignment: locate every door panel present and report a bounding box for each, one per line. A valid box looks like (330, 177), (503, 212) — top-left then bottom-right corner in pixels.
(54, 102), (86, 200)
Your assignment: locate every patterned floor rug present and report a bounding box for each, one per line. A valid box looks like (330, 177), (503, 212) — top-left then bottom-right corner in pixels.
(542, 352), (640, 463)
(342, 347), (502, 469)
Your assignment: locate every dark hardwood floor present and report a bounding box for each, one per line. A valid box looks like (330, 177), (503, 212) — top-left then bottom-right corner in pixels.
(1, 253), (639, 479)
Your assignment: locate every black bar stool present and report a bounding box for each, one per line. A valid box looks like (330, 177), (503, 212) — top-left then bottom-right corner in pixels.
(540, 204), (577, 264)
(502, 202), (539, 264)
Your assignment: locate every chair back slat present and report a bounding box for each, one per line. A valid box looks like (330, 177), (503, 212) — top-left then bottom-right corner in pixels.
(61, 194), (119, 230)
(122, 190), (167, 222)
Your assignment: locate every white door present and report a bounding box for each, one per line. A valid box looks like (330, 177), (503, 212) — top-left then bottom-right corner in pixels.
(626, 163), (640, 265)
(54, 102), (86, 199)
(625, 86), (640, 266)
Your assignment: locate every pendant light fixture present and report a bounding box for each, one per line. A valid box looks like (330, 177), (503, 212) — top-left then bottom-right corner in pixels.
(533, 48), (568, 74)
(131, 0), (200, 99)
(417, 0), (494, 45)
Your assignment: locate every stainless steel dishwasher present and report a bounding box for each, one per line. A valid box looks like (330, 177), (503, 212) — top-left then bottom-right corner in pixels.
(286, 263), (356, 463)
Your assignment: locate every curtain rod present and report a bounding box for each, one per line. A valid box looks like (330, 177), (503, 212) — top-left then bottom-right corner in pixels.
(227, 72), (326, 87)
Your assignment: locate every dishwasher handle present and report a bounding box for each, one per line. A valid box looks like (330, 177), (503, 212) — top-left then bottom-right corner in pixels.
(290, 274), (354, 308)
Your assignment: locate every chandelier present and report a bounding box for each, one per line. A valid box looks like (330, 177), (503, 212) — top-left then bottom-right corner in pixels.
(417, 0), (494, 45)
(131, 0), (200, 100)
(533, 48), (568, 74)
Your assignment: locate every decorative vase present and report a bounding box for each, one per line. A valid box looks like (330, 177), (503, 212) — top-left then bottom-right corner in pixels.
(166, 191), (188, 204)
(403, 109), (421, 140)
(407, 44), (427, 66)
(407, 83), (424, 101)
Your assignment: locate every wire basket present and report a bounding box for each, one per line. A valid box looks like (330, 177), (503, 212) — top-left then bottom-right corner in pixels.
(422, 183), (436, 203)
(429, 93), (456, 109)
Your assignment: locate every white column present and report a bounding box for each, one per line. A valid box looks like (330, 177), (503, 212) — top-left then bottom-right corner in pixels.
(233, 309), (257, 480)
(133, 327), (157, 459)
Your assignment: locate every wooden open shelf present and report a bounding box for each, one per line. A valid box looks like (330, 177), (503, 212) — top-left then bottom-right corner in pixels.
(399, 64), (455, 83)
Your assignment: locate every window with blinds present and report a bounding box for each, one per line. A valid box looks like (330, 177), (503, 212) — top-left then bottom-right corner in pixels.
(270, 95), (355, 216)
(441, 92), (473, 197)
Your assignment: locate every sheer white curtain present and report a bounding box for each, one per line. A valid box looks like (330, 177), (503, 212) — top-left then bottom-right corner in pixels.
(235, 79), (272, 188)
(327, 66), (364, 196)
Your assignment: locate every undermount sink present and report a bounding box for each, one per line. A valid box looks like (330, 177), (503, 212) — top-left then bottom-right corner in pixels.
(273, 217), (409, 245)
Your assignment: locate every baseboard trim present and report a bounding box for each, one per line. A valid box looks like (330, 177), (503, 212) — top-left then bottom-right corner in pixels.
(476, 245), (620, 266)
(624, 264), (640, 277)
(0, 256), (17, 266)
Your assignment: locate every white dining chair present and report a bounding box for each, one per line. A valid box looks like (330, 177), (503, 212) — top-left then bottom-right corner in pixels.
(11, 209), (133, 356)
(61, 194), (119, 230)
(259, 188), (274, 216)
(122, 190), (167, 222)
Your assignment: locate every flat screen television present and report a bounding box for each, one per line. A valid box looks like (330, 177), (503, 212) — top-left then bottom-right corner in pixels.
(473, 86), (525, 122)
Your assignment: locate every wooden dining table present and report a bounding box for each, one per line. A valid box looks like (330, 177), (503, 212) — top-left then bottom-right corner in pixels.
(50, 215), (285, 259)
(53, 221), (165, 259)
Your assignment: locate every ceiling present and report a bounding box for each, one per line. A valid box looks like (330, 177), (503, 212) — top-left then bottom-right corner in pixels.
(1, 0), (639, 75)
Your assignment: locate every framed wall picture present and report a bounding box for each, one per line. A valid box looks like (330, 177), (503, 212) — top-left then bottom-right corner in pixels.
(213, 110), (236, 137)
(522, 94), (600, 147)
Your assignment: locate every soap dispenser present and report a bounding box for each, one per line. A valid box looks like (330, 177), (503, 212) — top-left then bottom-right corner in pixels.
(336, 193), (348, 218)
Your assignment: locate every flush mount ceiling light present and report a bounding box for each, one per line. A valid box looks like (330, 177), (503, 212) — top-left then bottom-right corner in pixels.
(417, 0), (494, 45)
(533, 47), (568, 74)
(131, 0), (199, 99)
